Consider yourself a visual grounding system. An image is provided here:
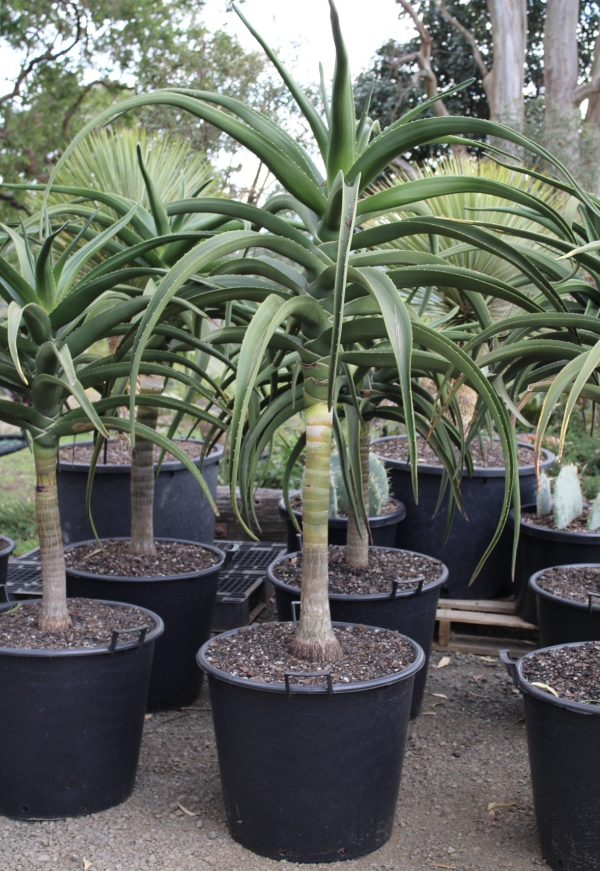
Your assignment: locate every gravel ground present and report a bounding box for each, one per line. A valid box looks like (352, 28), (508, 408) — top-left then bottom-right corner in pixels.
(0, 630), (548, 871)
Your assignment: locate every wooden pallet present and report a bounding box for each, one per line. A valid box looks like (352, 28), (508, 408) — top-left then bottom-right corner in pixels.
(435, 598), (537, 655)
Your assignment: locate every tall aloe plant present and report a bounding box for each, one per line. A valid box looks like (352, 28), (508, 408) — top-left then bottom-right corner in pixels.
(0, 213), (220, 631)
(5, 130), (235, 557)
(53, 1), (578, 660)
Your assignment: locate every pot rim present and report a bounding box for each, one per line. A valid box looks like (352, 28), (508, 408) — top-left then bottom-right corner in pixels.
(503, 640), (600, 715)
(64, 537), (225, 583)
(267, 546), (448, 601)
(197, 620), (426, 694)
(512, 504), (600, 543)
(57, 439), (224, 474)
(529, 563), (600, 612)
(371, 435), (555, 478)
(0, 598), (164, 657)
(278, 493), (407, 527)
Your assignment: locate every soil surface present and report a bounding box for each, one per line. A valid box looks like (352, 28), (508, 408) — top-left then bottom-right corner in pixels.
(373, 436), (536, 469)
(0, 599), (157, 650)
(272, 546), (444, 595)
(58, 439), (216, 467)
(535, 564), (600, 604)
(521, 641), (600, 705)
(203, 621), (417, 685)
(521, 508), (599, 535)
(0, 621), (548, 870)
(65, 540), (221, 577)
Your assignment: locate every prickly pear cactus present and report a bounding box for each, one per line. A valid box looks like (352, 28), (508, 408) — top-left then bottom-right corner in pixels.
(553, 464), (584, 529)
(331, 452), (390, 517)
(536, 471), (553, 517)
(588, 493), (600, 531)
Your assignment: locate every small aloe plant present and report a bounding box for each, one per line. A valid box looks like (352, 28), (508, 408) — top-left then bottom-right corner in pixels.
(537, 465), (599, 531)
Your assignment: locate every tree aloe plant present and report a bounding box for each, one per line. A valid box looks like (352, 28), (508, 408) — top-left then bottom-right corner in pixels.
(0, 212), (220, 632)
(53, 0), (580, 661)
(4, 129), (237, 558)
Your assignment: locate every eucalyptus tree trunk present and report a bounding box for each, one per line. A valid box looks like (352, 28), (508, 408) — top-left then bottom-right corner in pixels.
(129, 378), (161, 556)
(582, 31), (600, 194)
(487, 0), (527, 159)
(34, 441), (71, 631)
(543, 0), (581, 177)
(345, 423), (371, 569)
(290, 363), (342, 662)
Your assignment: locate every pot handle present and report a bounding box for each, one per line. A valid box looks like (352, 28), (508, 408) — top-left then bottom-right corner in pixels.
(589, 592), (600, 613)
(284, 671), (333, 695)
(223, 542), (240, 567)
(291, 600), (301, 622)
(499, 649), (519, 687)
(108, 625), (150, 654)
(391, 576), (424, 598)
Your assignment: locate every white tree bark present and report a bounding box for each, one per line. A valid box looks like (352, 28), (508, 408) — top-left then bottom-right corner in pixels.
(582, 32), (600, 192)
(543, 0), (581, 177)
(486, 0), (527, 156)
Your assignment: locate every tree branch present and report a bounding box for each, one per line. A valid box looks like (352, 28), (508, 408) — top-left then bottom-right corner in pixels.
(0, 193), (32, 216)
(436, 0), (490, 80)
(61, 79), (134, 136)
(0, 2), (84, 106)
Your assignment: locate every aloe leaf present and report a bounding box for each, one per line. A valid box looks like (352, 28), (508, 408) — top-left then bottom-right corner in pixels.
(7, 303), (28, 384)
(232, 3), (328, 157)
(56, 204), (140, 299)
(326, 0), (356, 180)
(328, 173), (360, 407)
(48, 92), (327, 214)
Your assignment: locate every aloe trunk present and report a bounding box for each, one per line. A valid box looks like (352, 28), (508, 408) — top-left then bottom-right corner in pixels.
(34, 442), (71, 631)
(290, 365), (342, 661)
(130, 380), (161, 555)
(345, 422), (371, 569)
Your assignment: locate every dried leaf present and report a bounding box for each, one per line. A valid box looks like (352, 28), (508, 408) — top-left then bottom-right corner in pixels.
(530, 681), (559, 697)
(432, 692), (448, 699)
(433, 655), (451, 669)
(177, 802), (199, 817)
(83, 860), (92, 871)
(487, 801), (516, 811)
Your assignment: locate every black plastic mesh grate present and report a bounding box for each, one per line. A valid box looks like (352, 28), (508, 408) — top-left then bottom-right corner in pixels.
(8, 541), (285, 626)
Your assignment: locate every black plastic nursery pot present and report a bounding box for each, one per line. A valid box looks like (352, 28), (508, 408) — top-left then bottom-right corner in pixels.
(268, 547), (446, 719)
(0, 536), (15, 604)
(529, 564), (600, 647)
(372, 436), (555, 600)
(0, 599), (163, 819)
(197, 623), (425, 863)
(0, 434), (27, 456)
(502, 642), (600, 871)
(278, 494), (406, 552)
(66, 538), (224, 711)
(512, 506), (600, 623)
(57, 441), (223, 544)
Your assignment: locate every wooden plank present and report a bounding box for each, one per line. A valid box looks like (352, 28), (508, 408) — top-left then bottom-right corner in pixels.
(434, 634), (536, 657)
(440, 598), (517, 614)
(436, 608), (536, 631)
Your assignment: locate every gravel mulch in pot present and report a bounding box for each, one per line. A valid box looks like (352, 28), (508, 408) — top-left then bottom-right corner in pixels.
(58, 438), (215, 466)
(272, 545), (443, 595)
(373, 436), (535, 469)
(521, 508), (599, 534)
(204, 621), (416, 686)
(521, 640), (600, 705)
(0, 598), (157, 650)
(65, 540), (221, 577)
(536, 565), (600, 604)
